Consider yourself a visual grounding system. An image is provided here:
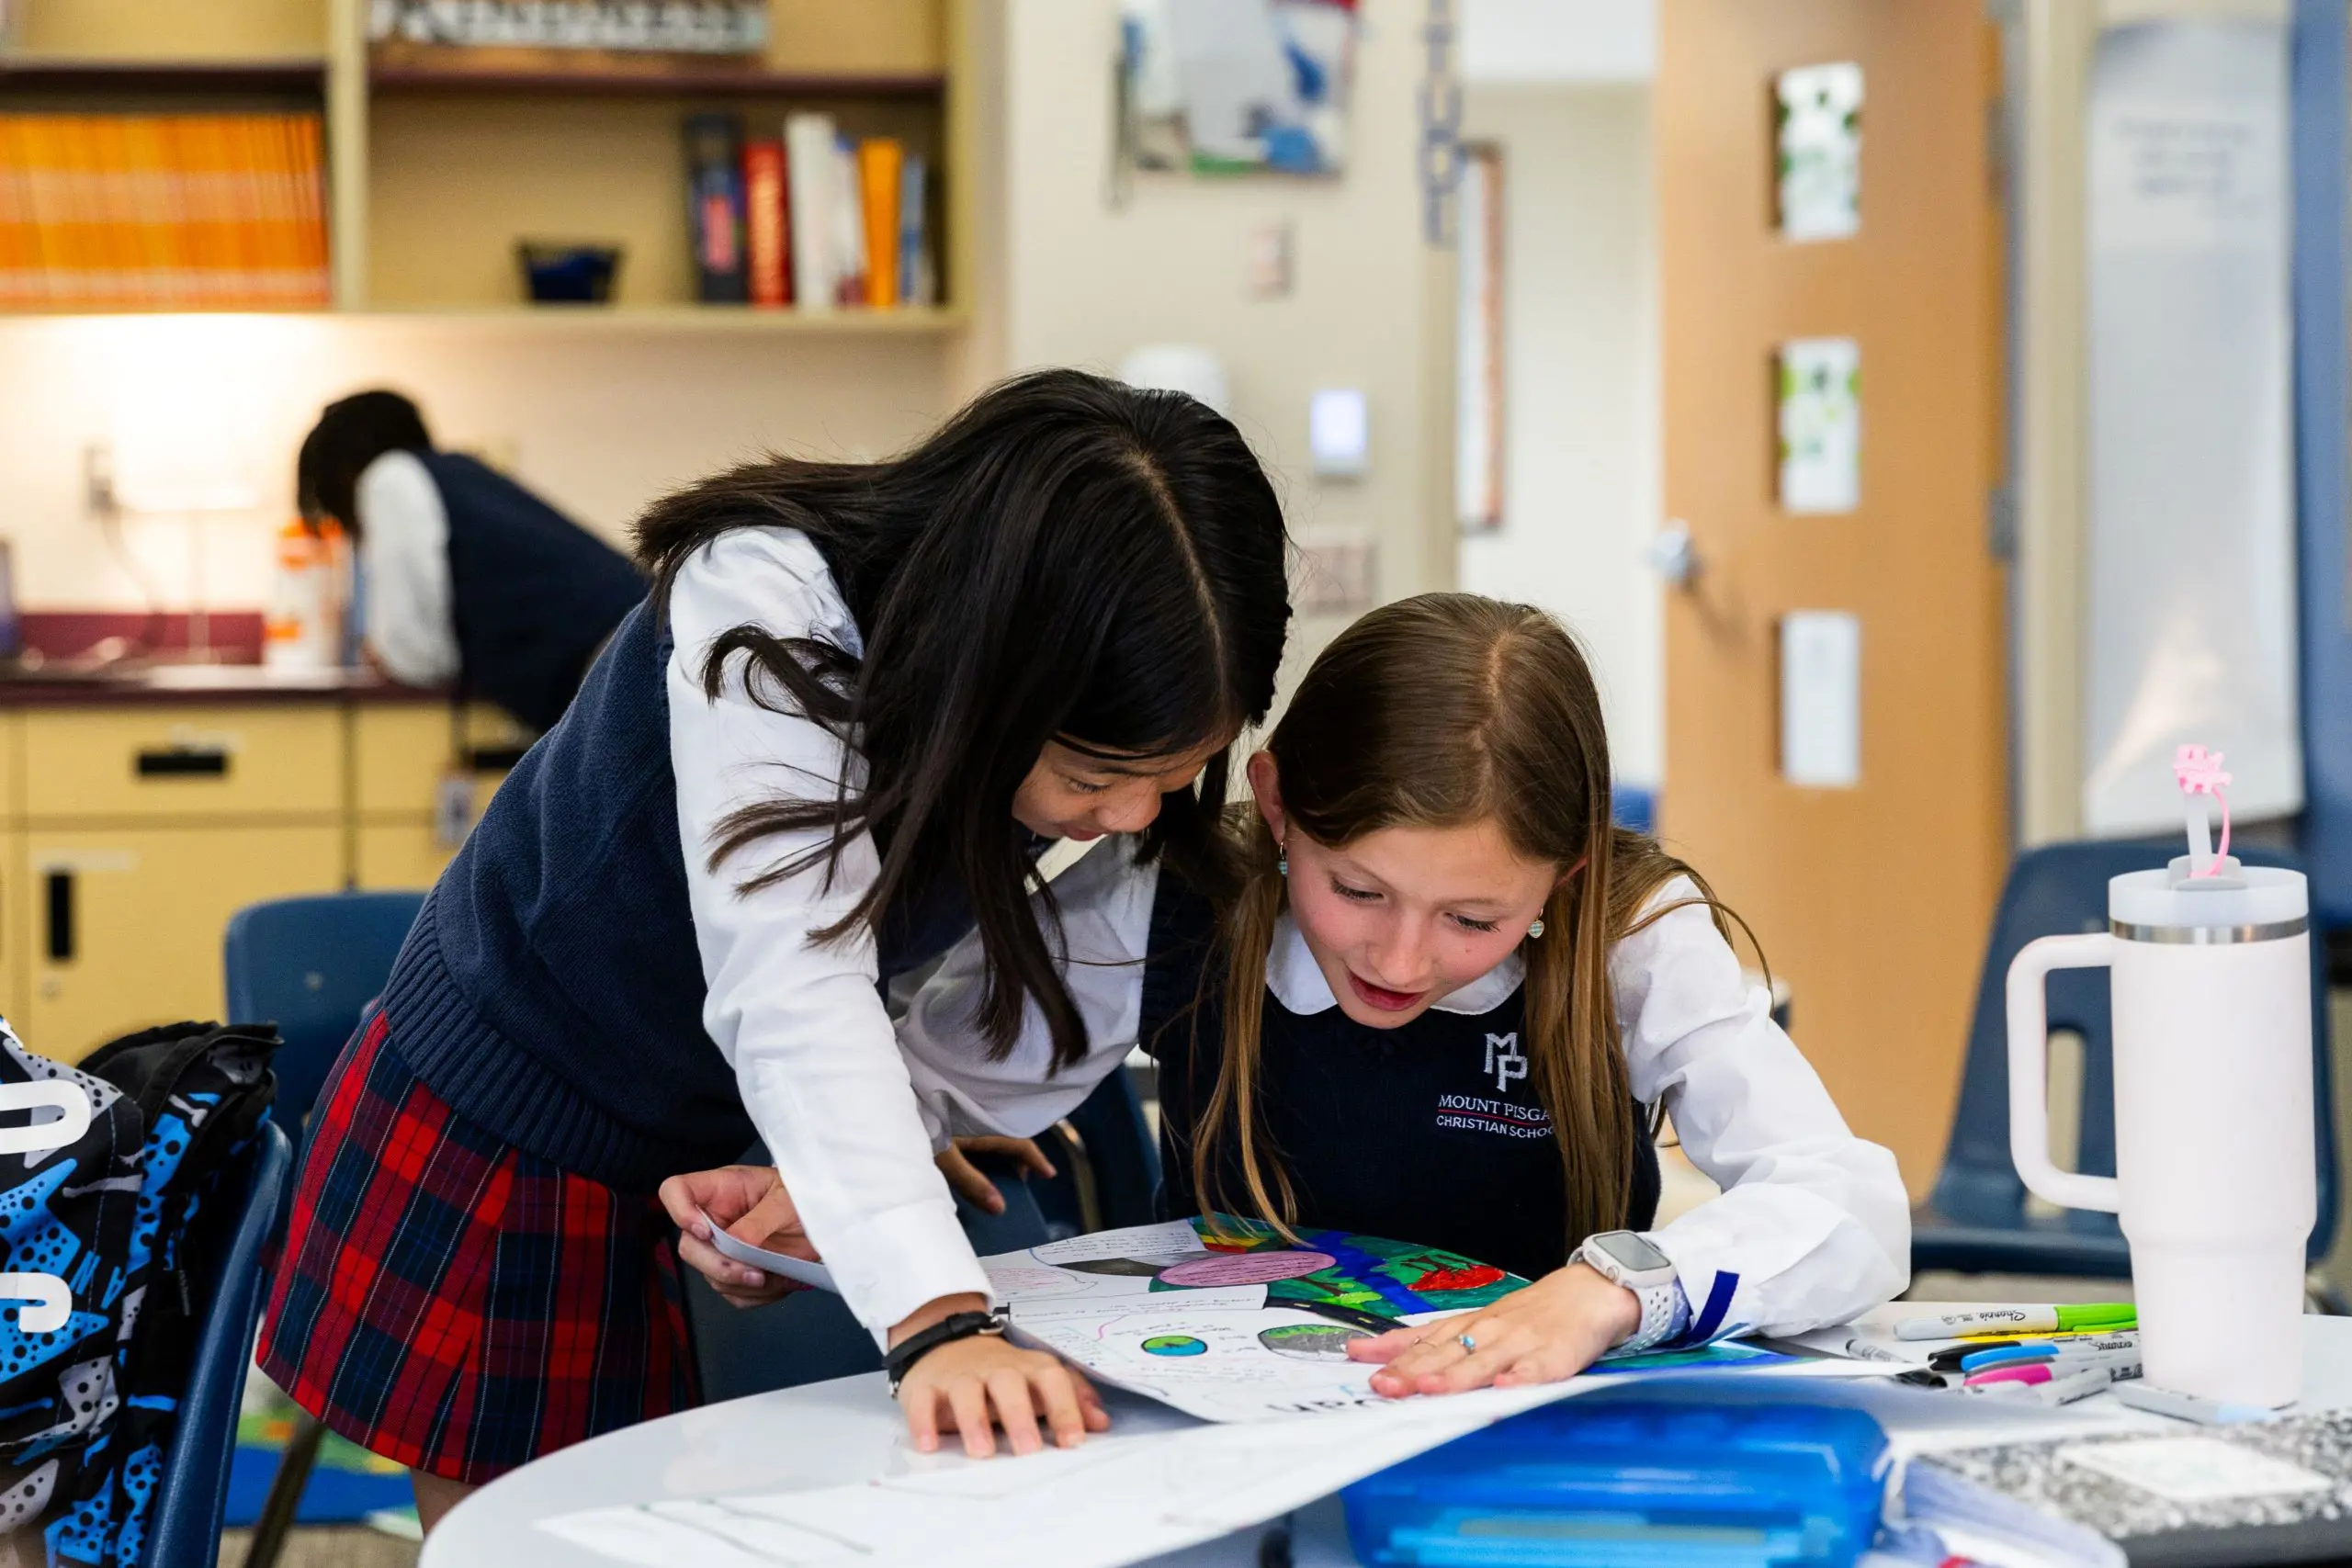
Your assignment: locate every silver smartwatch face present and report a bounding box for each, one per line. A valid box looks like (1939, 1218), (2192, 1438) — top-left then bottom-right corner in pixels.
(1588, 1229), (1673, 1276)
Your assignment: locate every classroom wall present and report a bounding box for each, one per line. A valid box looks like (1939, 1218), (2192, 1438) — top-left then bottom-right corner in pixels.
(989, 0), (1454, 686)
(0, 314), (955, 610)
(1454, 84), (1662, 790)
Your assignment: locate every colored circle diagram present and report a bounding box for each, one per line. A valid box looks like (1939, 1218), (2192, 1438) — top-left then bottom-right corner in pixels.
(1159, 1249), (1337, 1288)
(1140, 1335), (1208, 1357)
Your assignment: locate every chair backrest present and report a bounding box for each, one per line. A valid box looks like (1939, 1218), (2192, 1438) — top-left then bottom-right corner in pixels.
(1931, 841), (2339, 1261)
(222, 891), (426, 1125)
(1033, 1066), (1163, 1237)
(142, 1121), (293, 1568)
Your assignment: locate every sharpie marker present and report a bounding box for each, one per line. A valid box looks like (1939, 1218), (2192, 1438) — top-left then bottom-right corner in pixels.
(1926, 1334), (2134, 1371)
(1958, 1334), (2139, 1373)
(1965, 1363), (2124, 1406)
(1894, 1303), (2135, 1341)
(2111, 1382), (2278, 1426)
(1965, 1354), (2140, 1389)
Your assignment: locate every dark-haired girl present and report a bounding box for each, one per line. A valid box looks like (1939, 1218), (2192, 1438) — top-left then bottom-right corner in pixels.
(685, 592), (1905, 1414)
(258, 370), (1292, 1528)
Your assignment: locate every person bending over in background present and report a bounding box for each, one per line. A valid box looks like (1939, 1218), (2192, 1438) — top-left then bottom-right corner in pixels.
(296, 388), (646, 732)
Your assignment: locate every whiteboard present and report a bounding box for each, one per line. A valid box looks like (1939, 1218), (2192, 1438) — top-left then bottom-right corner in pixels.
(2083, 19), (2302, 833)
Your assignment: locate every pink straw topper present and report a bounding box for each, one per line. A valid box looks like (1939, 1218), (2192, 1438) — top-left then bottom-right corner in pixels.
(2174, 743), (2233, 878)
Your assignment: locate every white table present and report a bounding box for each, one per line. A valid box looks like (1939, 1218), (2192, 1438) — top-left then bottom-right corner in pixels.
(423, 1314), (2352, 1568)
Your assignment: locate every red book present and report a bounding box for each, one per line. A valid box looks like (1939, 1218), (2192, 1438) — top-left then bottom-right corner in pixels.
(742, 137), (790, 308)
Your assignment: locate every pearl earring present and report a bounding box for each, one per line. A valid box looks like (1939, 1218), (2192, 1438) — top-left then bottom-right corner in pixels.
(1526, 918), (1546, 940)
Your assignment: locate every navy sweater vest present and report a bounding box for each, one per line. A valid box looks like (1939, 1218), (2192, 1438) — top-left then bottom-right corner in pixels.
(381, 591), (971, 1194)
(419, 451), (647, 733)
(1140, 875), (1660, 1283)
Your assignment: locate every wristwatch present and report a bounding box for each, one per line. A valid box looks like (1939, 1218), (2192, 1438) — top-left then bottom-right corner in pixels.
(1570, 1230), (1689, 1354)
(885, 1308), (1011, 1394)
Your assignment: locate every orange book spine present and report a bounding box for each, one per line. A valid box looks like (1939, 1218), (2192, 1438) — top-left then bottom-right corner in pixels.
(856, 138), (902, 308)
(743, 136), (788, 308)
(0, 118), (32, 310)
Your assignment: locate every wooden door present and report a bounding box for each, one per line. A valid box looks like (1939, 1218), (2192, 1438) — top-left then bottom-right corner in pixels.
(1659, 0), (2007, 1191)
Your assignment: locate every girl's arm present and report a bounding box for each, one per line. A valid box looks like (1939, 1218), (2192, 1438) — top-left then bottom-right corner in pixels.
(1614, 877), (1912, 1339)
(352, 450), (459, 686)
(669, 527), (999, 1337)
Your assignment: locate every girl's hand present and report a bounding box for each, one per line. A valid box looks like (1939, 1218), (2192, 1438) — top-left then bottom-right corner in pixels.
(657, 1164), (814, 1308)
(1346, 1261), (1644, 1396)
(895, 1328), (1111, 1457)
(935, 1136), (1057, 1215)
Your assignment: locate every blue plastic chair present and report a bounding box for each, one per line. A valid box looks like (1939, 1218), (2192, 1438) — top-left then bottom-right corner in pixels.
(1912, 842), (2339, 1282)
(221, 891), (427, 1128)
(1032, 1066), (1163, 1237)
(143, 1120), (293, 1568)
(220, 891), (424, 1568)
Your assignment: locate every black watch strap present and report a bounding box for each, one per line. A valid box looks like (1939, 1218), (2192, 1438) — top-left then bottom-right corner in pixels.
(885, 1309), (1009, 1393)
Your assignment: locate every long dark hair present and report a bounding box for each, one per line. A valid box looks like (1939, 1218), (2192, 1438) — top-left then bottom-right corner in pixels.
(637, 368), (1293, 1069)
(1193, 594), (1752, 1250)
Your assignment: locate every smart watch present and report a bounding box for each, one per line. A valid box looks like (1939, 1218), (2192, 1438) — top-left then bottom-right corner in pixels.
(1570, 1230), (1689, 1354)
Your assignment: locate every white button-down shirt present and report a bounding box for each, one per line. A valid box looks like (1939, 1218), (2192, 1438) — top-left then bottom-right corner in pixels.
(898, 835), (1912, 1341)
(668, 528), (989, 1339)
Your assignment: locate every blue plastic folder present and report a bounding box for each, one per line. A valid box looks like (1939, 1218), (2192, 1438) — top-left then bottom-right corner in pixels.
(1341, 1385), (1890, 1568)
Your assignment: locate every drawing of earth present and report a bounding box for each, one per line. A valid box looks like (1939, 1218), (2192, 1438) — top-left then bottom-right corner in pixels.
(1257, 1322), (1370, 1360)
(1140, 1336), (1209, 1357)
(1159, 1250), (1337, 1288)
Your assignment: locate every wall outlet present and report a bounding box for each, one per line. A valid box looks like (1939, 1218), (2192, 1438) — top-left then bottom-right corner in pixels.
(83, 444), (119, 521)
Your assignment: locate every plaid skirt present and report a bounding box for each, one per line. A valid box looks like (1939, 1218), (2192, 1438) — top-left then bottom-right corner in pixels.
(259, 1010), (700, 1484)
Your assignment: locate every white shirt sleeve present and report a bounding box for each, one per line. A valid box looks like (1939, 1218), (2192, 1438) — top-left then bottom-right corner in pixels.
(669, 527), (992, 1340)
(897, 837), (1159, 1145)
(354, 450), (461, 688)
(1615, 877), (1912, 1339)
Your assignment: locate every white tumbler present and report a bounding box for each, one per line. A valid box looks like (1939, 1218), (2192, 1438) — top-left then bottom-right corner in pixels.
(2006, 859), (2313, 1407)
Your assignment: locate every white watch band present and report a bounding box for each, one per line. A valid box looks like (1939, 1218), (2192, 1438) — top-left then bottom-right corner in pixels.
(1574, 1240), (1691, 1354)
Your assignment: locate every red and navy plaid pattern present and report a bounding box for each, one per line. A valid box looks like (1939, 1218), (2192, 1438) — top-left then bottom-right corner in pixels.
(259, 1010), (699, 1484)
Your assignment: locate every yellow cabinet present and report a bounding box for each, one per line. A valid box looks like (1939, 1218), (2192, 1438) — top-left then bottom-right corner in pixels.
(17, 825), (345, 1064)
(23, 705), (344, 823)
(354, 821), (458, 892)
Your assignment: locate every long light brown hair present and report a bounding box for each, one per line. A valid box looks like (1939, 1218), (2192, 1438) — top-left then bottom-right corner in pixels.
(1188, 593), (1752, 1252)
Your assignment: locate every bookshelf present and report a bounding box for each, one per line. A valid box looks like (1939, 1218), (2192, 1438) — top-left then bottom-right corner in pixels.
(0, 0), (973, 329)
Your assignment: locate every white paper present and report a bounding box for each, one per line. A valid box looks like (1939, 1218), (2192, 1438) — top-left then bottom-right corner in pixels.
(1775, 63), (1863, 242)
(697, 1209), (839, 1294)
(1778, 336), (1861, 513)
(1781, 611), (1863, 788)
(2058, 1435), (2332, 1502)
(2083, 20), (2301, 832)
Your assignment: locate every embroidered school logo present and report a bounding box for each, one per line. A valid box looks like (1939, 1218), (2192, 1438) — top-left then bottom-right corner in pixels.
(1483, 1032), (1528, 1095)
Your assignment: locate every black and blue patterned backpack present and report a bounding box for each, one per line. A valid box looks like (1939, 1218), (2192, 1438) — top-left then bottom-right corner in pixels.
(0, 1020), (276, 1568)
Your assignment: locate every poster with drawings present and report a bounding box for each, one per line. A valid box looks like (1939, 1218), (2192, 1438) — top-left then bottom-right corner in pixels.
(984, 1216), (1524, 1421)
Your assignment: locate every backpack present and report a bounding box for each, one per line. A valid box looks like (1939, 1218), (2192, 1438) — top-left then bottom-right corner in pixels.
(0, 1020), (277, 1568)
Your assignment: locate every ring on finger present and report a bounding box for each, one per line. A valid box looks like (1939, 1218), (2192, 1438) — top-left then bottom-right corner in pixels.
(1457, 1331), (1478, 1353)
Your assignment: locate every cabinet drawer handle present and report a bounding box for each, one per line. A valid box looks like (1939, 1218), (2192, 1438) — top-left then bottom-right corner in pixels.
(135, 748), (229, 778)
(461, 745), (528, 773)
(45, 873), (72, 964)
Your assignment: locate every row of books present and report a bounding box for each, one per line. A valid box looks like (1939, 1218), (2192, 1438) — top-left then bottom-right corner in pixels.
(369, 0), (769, 53)
(685, 112), (934, 310)
(0, 115), (331, 311)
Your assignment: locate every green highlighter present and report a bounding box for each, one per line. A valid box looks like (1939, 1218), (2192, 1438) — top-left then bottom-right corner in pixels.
(1894, 1303), (2135, 1341)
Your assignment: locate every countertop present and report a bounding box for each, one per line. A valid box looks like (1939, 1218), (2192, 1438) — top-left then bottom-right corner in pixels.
(0, 662), (449, 707)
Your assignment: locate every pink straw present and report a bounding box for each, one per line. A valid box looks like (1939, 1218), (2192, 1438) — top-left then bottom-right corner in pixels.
(2173, 743), (2233, 876)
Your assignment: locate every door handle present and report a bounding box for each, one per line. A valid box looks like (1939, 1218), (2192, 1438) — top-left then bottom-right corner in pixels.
(44, 872), (72, 963)
(1648, 521), (1702, 590)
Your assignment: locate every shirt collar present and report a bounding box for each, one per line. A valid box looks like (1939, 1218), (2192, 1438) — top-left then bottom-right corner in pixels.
(1263, 912), (1526, 1017)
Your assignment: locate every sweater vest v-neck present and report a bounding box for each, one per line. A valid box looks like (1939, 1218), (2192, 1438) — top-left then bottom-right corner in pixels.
(379, 593), (975, 1193)
(1139, 875), (1660, 1283)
